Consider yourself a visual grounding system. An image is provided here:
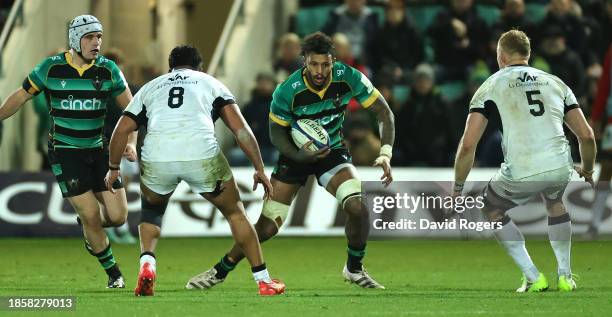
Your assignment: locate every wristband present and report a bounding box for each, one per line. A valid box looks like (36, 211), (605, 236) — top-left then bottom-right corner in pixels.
(109, 163), (120, 171)
(379, 144), (392, 159)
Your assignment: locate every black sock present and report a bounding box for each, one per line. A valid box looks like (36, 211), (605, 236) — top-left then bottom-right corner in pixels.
(251, 263), (266, 273)
(347, 244), (366, 273)
(94, 244), (122, 279)
(140, 251), (156, 259)
(106, 265), (122, 279)
(213, 254), (236, 279)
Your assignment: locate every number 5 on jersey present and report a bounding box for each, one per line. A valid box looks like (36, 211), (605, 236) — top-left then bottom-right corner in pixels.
(526, 90), (544, 116)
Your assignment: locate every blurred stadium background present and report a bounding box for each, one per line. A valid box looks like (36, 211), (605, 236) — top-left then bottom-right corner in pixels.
(0, 1), (611, 315)
(0, 0), (610, 238)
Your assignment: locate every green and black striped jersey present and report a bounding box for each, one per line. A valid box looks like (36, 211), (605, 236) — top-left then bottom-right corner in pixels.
(23, 52), (127, 149)
(269, 62), (379, 149)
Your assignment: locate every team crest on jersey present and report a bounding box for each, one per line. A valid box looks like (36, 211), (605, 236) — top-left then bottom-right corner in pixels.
(92, 76), (103, 91)
(168, 74), (189, 82)
(517, 72), (537, 82)
(60, 80), (66, 88)
(67, 178), (79, 190)
(332, 93), (342, 107)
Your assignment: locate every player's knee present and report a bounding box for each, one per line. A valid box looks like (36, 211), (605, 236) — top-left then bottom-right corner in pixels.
(106, 214), (127, 227)
(481, 205), (505, 222)
(545, 199), (566, 217)
(343, 196), (364, 218)
(140, 197), (167, 227)
(337, 179), (362, 215)
(255, 218), (279, 242)
(78, 208), (103, 227)
(261, 199), (290, 229)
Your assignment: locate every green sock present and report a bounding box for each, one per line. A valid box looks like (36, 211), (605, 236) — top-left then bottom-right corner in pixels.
(347, 245), (366, 273)
(214, 254), (237, 279)
(94, 244), (122, 278)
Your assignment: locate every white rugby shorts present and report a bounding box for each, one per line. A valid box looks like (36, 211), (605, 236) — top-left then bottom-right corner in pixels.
(140, 152), (232, 195)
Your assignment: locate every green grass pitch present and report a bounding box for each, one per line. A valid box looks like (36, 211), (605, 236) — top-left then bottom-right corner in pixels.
(1, 237), (611, 316)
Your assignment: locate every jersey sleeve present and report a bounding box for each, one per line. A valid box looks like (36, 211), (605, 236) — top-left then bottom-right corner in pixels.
(468, 79), (496, 118)
(561, 82), (579, 113)
(550, 75), (580, 113)
(122, 86), (147, 128)
(212, 78), (236, 110)
(269, 86), (293, 127)
(22, 58), (49, 96)
(109, 61), (128, 98)
(344, 65), (380, 108)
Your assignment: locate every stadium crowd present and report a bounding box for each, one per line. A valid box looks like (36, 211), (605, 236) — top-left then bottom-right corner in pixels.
(236, 0), (611, 167)
(10, 0), (611, 169)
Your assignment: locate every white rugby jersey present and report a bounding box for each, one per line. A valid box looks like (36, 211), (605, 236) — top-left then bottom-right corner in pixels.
(469, 65), (579, 179)
(124, 68), (235, 162)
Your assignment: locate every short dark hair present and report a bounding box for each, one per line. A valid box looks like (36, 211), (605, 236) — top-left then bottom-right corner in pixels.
(168, 45), (203, 70)
(301, 32), (335, 57)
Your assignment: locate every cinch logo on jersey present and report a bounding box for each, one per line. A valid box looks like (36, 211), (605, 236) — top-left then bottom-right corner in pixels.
(60, 95), (102, 110)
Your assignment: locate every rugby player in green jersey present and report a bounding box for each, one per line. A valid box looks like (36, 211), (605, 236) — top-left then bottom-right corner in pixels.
(0, 15), (135, 288)
(187, 32), (395, 289)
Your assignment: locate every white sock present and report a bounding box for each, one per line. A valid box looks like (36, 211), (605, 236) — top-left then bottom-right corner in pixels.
(252, 268), (271, 283)
(140, 254), (156, 272)
(495, 218), (540, 282)
(548, 214), (572, 276)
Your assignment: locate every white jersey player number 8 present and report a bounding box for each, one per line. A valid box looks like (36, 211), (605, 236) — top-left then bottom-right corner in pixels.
(168, 87), (185, 108)
(123, 68), (236, 162)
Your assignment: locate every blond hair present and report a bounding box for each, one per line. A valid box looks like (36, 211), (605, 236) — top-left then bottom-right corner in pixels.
(279, 33), (300, 47)
(498, 30), (531, 57)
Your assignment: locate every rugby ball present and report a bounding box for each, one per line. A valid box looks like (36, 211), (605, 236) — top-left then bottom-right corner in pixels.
(291, 119), (329, 151)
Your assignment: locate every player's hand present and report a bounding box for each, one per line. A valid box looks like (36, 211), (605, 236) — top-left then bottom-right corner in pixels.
(104, 169), (122, 194)
(574, 166), (594, 188)
(373, 155), (393, 187)
(294, 141), (330, 163)
(123, 144), (137, 162)
(445, 182), (465, 218)
(253, 169), (273, 200)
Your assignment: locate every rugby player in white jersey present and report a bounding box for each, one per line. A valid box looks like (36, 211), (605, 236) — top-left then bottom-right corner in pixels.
(105, 45), (285, 296)
(453, 30), (596, 292)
